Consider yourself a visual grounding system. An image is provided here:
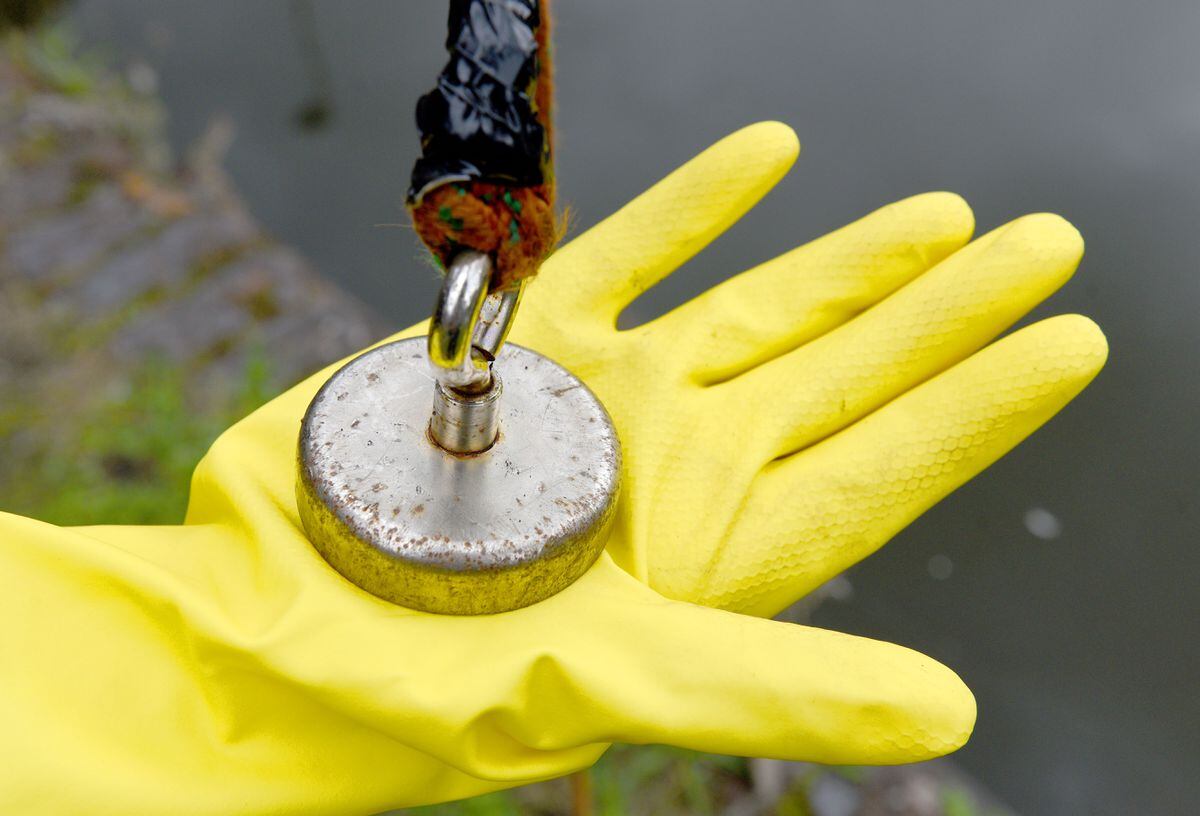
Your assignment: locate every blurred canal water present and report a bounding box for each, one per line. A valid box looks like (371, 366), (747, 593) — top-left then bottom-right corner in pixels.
(70, 1), (1200, 813)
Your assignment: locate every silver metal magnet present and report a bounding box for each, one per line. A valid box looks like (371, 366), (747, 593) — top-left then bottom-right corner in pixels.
(297, 253), (621, 615)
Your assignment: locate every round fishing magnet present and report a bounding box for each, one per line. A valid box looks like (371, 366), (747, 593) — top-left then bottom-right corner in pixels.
(297, 254), (621, 615)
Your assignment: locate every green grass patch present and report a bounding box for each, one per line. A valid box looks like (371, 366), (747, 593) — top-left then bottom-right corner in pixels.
(1, 351), (273, 526)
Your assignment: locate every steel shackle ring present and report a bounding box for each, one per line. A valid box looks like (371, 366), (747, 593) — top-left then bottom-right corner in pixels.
(427, 251), (526, 392)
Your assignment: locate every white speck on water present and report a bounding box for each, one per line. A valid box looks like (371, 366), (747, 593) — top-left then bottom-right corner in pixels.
(1024, 507), (1063, 540)
(928, 554), (954, 581)
(824, 575), (854, 601)
(126, 61), (159, 96)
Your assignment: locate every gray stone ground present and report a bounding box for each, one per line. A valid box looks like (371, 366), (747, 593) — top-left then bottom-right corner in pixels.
(0, 30), (386, 508)
(0, 29), (1014, 816)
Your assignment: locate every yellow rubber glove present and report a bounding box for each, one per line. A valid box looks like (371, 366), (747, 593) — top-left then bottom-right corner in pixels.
(0, 123), (1106, 815)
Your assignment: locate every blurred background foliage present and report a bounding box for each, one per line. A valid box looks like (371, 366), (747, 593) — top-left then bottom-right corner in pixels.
(0, 353), (270, 525)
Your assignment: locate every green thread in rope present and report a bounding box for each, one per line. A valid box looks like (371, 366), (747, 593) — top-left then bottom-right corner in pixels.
(437, 206), (464, 231)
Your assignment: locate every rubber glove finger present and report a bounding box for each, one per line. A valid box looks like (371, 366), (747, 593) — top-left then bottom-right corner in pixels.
(543, 558), (976, 765)
(692, 314), (1107, 616)
(531, 121), (798, 322)
(77, 531), (968, 782)
(722, 213), (1083, 461)
(649, 192), (974, 383)
(44, 503), (969, 798)
(272, 556), (975, 770)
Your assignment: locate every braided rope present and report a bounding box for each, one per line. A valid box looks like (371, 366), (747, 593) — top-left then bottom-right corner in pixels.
(408, 0), (558, 291)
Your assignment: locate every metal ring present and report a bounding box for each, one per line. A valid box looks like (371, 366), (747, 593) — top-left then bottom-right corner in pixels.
(428, 252), (525, 391)
(475, 278), (526, 359)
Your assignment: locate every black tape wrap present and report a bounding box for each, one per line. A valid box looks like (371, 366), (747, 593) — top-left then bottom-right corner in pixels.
(408, 0), (547, 202)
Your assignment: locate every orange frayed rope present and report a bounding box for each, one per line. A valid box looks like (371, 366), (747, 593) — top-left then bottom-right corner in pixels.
(408, 0), (559, 292)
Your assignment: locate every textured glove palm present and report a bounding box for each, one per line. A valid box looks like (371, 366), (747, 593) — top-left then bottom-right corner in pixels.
(0, 123), (1106, 815)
